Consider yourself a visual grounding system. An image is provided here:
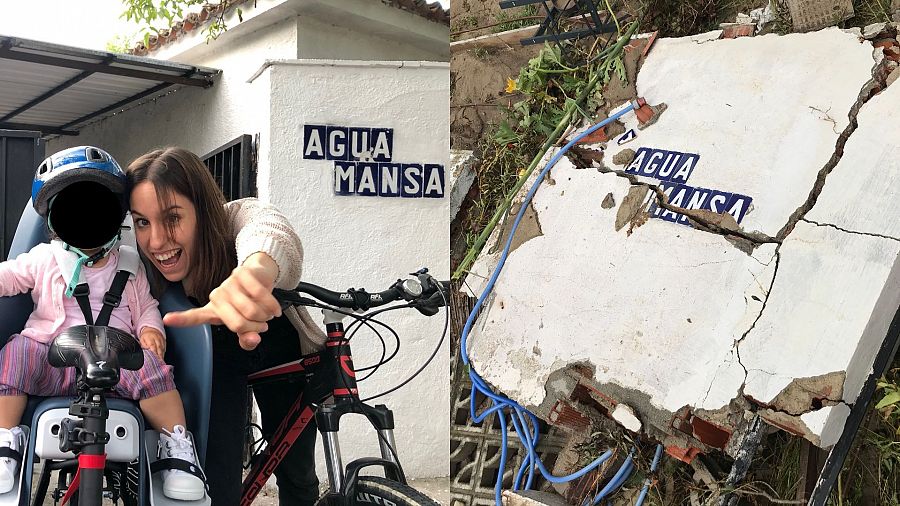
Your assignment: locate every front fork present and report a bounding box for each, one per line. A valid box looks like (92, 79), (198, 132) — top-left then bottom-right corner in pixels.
(319, 310), (403, 496)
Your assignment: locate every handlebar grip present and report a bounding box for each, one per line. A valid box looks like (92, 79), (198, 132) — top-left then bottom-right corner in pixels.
(291, 282), (404, 310)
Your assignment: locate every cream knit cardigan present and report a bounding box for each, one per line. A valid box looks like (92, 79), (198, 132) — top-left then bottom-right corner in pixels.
(226, 198), (327, 350)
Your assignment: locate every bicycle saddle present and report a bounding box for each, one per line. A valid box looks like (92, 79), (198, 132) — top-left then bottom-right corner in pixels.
(48, 325), (144, 389)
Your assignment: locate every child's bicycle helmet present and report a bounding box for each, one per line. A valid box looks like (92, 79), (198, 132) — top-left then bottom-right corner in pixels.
(32, 146), (129, 296)
(32, 146), (127, 250)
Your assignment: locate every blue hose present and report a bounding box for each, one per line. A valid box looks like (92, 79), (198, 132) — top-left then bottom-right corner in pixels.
(460, 103), (638, 505)
(589, 453), (634, 505)
(635, 444), (665, 506)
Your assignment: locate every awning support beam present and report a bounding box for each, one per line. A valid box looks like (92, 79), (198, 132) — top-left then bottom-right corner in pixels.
(0, 45), (212, 88)
(0, 121), (78, 136)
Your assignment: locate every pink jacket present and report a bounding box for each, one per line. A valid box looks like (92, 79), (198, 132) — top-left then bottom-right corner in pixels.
(0, 243), (164, 343)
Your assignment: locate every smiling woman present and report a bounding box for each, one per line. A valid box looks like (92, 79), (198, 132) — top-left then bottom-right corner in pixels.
(125, 147), (326, 505)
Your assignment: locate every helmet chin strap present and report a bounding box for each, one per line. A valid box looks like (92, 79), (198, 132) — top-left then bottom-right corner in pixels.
(48, 207), (121, 297)
(61, 236), (120, 297)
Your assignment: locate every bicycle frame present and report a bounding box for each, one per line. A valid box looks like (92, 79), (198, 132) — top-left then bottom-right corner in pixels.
(240, 308), (406, 506)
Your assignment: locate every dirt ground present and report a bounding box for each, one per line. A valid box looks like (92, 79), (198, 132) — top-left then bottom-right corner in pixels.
(450, 0), (542, 150)
(450, 46), (539, 150)
(449, 0), (777, 149)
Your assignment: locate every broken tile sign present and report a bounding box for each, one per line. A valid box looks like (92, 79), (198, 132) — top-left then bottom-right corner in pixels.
(622, 147), (753, 226)
(464, 27), (900, 461)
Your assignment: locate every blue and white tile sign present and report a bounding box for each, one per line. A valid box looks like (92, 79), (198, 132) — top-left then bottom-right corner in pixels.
(624, 147), (753, 227)
(303, 124), (444, 198)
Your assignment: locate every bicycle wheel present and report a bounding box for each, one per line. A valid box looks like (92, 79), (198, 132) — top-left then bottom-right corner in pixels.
(316, 476), (440, 506)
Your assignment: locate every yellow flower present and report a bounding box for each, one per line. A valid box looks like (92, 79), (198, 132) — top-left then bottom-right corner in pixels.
(505, 77), (518, 93)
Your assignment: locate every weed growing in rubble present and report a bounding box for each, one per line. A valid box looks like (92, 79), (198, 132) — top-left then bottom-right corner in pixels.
(494, 5), (540, 33)
(846, 0), (894, 27)
(455, 23), (635, 279)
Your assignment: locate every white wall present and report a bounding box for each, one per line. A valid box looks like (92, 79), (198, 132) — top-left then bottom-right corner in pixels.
(261, 59), (450, 478)
(156, 0), (448, 65)
(297, 15), (444, 61)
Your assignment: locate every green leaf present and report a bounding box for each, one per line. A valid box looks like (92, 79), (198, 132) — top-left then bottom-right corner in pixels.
(876, 391), (900, 410)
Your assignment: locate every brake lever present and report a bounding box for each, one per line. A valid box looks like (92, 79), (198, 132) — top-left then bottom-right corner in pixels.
(273, 289), (318, 311)
(411, 279), (450, 317)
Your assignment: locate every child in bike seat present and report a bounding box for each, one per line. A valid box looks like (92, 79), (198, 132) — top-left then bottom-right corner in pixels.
(0, 146), (206, 500)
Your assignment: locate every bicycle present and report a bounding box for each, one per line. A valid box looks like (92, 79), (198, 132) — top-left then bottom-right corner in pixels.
(239, 268), (449, 506)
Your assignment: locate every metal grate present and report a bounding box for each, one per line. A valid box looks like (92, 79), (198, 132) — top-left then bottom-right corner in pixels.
(498, 0), (624, 48)
(201, 134), (255, 201)
(450, 292), (568, 506)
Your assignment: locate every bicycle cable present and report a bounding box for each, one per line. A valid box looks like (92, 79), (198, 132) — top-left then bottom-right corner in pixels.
(361, 274), (449, 403)
(306, 300), (407, 380)
(344, 304), (409, 379)
(290, 299), (411, 479)
(344, 312), (390, 382)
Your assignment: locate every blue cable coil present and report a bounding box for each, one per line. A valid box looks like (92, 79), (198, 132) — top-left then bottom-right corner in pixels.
(460, 102), (671, 505)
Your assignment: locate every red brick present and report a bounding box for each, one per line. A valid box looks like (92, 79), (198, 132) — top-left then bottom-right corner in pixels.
(576, 127), (608, 144)
(665, 445), (701, 464)
(721, 23), (756, 39)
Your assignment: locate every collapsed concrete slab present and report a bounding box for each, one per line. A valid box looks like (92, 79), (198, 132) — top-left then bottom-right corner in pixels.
(464, 27), (898, 456)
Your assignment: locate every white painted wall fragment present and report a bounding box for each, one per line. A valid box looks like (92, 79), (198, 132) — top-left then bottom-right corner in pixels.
(449, 150), (476, 220)
(465, 27), (894, 450)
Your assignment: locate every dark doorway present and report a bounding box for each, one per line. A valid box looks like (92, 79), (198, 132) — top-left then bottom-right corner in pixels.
(1, 131), (44, 260)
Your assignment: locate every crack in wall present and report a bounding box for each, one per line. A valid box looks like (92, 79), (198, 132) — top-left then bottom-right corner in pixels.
(540, 44), (892, 447)
(776, 60), (890, 241)
(802, 218), (900, 243)
(734, 249), (781, 401)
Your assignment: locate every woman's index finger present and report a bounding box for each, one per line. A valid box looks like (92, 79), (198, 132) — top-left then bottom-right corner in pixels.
(162, 306), (220, 327)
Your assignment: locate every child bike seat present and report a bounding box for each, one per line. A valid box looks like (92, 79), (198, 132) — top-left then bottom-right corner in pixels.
(0, 202), (213, 464)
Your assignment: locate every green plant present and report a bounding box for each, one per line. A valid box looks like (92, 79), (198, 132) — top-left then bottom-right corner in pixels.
(876, 372), (900, 419)
(494, 5), (540, 32)
(105, 33), (139, 53)
(455, 21), (637, 279)
(120, 0), (238, 46)
(845, 0), (893, 27)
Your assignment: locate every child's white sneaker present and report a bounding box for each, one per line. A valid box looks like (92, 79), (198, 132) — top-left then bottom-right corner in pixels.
(0, 427), (25, 494)
(158, 425), (205, 501)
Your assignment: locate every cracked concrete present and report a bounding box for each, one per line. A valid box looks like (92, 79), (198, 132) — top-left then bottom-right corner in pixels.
(464, 27), (900, 453)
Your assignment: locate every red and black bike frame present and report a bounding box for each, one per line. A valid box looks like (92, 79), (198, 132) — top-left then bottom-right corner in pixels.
(241, 315), (405, 506)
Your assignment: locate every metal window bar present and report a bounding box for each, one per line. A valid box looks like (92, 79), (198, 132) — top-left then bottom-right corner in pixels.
(201, 135), (255, 201)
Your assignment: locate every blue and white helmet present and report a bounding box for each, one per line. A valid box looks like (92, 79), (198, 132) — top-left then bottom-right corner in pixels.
(32, 146), (128, 250)
(32, 146), (126, 218)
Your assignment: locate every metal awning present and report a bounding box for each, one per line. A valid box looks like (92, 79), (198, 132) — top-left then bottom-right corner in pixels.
(0, 35), (219, 137)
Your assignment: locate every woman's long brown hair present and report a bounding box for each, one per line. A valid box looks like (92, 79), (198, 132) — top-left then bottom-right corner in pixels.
(126, 147), (237, 303)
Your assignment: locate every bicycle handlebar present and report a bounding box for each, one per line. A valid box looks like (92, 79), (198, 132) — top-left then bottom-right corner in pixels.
(273, 268), (449, 316)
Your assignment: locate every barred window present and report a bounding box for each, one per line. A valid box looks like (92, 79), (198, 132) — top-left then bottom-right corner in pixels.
(201, 135), (256, 201)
